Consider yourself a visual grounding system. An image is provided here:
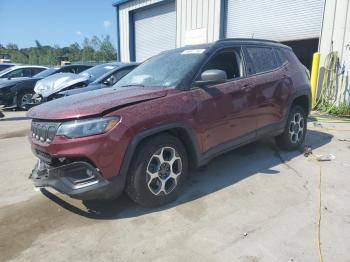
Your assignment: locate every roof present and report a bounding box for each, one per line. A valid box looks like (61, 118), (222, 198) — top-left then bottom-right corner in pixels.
(112, 0), (130, 7)
(216, 38), (292, 49)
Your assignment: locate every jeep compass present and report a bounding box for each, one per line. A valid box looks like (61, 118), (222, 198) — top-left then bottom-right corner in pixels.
(28, 39), (311, 207)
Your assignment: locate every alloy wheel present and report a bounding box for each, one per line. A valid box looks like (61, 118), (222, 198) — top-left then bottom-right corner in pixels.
(146, 146), (182, 196)
(20, 93), (33, 108)
(288, 112), (305, 144)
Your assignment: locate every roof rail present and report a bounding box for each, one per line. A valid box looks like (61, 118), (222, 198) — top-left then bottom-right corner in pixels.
(217, 38), (279, 44)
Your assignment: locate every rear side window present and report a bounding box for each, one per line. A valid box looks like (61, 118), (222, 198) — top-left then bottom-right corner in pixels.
(59, 66), (76, 73)
(31, 68), (45, 76)
(245, 47), (277, 75)
(275, 48), (288, 66)
(76, 66), (91, 73)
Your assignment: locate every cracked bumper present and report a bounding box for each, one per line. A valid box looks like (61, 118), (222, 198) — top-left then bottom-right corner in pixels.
(30, 160), (124, 200)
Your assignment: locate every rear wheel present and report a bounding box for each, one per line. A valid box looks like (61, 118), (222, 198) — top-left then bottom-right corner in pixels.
(275, 105), (307, 150)
(17, 91), (34, 110)
(126, 134), (188, 207)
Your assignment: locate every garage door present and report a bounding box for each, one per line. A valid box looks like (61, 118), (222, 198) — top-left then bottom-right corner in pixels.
(134, 1), (176, 62)
(225, 0), (325, 41)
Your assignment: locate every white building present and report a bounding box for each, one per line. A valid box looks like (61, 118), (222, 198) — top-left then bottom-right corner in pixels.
(113, 0), (325, 67)
(113, 0), (350, 105)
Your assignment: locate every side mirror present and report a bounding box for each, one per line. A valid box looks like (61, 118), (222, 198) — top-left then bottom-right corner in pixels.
(103, 77), (113, 86)
(194, 69), (227, 87)
(103, 78), (110, 85)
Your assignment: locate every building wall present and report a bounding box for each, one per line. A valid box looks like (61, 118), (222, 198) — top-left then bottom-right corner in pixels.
(117, 0), (222, 62)
(176, 0), (221, 47)
(318, 0), (350, 105)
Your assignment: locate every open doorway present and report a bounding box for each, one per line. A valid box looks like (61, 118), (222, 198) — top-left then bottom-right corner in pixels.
(280, 38), (319, 70)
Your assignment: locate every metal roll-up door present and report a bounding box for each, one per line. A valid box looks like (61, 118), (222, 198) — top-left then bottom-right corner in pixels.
(134, 1), (176, 62)
(225, 0), (325, 41)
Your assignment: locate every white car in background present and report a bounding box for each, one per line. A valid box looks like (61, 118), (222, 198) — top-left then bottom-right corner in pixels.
(0, 65), (48, 80)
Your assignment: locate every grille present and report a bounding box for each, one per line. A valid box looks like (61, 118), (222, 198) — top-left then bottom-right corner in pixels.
(31, 121), (61, 143)
(35, 149), (53, 163)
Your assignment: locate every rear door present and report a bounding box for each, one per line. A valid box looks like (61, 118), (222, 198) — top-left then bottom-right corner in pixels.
(243, 45), (289, 131)
(192, 46), (258, 152)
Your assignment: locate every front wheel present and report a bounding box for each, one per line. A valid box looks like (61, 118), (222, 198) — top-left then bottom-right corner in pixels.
(275, 105), (307, 151)
(17, 91), (34, 110)
(126, 134), (188, 207)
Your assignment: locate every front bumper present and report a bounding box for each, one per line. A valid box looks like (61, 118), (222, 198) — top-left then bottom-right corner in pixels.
(30, 160), (124, 200)
(24, 93), (45, 109)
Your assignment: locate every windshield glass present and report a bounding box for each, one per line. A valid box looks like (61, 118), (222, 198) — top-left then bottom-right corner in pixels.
(79, 64), (117, 83)
(34, 68), (57, 78)
(115, 48), (206, 88)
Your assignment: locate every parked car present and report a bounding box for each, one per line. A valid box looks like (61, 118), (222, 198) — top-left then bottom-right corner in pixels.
(32, 62), (137, 103)
(0, 65), (48, 79)
(28, 39), (311, 207)
(0, 63), (19, 72)
(0, 64), (92, 110)
(56, 63), (139, 98)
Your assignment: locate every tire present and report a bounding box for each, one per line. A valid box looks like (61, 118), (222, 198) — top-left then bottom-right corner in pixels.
(17, 91), (34, 110)
(126, 134), (188, 207)
(275, 105), (307, 151)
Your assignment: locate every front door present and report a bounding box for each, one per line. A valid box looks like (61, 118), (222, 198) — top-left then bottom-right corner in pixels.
(192, 47), (258, 153)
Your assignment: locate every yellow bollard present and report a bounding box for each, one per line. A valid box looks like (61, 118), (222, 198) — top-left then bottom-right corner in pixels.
(310, 52), (320, 109)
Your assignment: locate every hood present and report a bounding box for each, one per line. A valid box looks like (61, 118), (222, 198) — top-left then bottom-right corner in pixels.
(34, 73), (89, 97)
(27, 86), (168, 120)
(0, 77), (31, 88)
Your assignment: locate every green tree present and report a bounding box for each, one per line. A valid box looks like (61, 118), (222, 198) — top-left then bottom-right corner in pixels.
(0, 35), (117, 65)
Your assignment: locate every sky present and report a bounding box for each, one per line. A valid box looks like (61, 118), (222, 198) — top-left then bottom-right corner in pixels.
(0, 0), (117, 48)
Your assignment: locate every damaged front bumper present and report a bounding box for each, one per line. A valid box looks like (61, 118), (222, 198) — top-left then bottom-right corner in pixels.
(30, 160), (123, 200)
(24, 93), (45, 108)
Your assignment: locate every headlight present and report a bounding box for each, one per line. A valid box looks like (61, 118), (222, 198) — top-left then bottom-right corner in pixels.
(56, 116), (120, 138)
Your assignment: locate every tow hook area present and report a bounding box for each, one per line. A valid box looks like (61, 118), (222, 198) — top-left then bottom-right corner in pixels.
(30, 160), (115, 200)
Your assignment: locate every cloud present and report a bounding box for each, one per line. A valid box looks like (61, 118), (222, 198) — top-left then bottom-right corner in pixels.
(103, 20), (112, 29)
(76, 31), (83, 36)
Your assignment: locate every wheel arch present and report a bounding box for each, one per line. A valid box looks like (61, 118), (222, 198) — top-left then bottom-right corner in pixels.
(119, 123), (201, 182)
(292, 94), (310, 114)
(288, 88), (311, 117)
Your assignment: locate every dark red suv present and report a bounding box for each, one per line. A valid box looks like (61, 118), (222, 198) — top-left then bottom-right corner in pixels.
(28, 39), (311, 207)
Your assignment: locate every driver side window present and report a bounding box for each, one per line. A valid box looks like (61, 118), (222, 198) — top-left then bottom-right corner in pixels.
(201, 47), (244, 80)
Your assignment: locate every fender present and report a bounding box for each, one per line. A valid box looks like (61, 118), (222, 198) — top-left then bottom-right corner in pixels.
(287, 86), (312, 115)
(118, 122), (202, 181)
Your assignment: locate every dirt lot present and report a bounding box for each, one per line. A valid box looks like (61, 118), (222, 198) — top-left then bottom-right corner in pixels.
(0, 111), (349, 262)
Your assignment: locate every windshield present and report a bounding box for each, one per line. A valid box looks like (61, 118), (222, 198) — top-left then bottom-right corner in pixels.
(79, 64), (117, 83)
(115, 49), (206, 88)
(34, 68), (57, 78)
